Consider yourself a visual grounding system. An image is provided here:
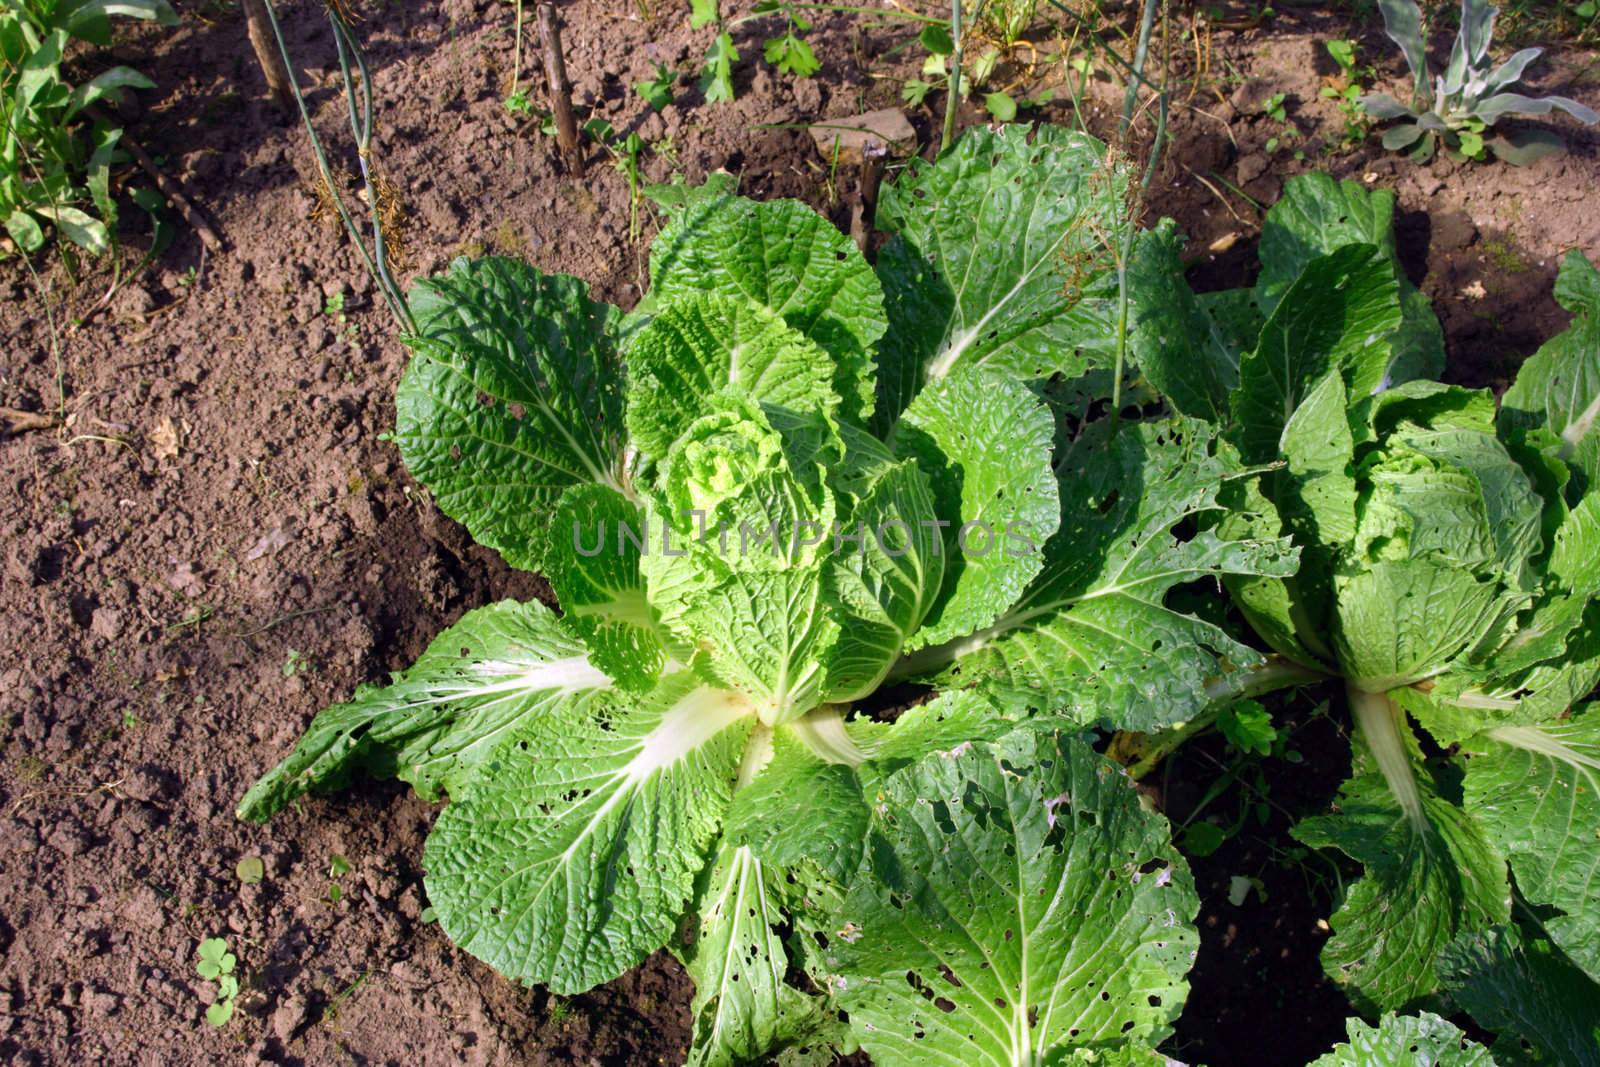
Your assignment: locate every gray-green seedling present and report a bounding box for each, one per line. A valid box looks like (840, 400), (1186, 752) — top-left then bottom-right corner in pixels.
(1362, 0), (1600, 162)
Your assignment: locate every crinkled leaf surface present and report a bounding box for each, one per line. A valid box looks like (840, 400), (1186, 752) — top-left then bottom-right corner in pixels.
(1307, 1012), (1499, 1066)
(724, 725), (871, 884)
(423, 675), (753, 993)
(1439, 924), (1600, 1067)
(1333, 562), (1508, 691)
(1329, 415), (1545, 690)
(1355, 423), (1544, 590)
(1465, 706), (1600, 984)
(1500, 251), (1600, 490)
(1292, 722), (1510, 1010)
(1231, 243), (1402, 465)
(1469, 495), (1600, 679)
(643, 193), (885, 424)
(890, 368), (1059, 649)
(726, 691), (1039, 885)
(1418, 603), (1600, 745)
(680, 564), (838, 725)
(398, 259), (626, 572)
(854, 687), (1041, 771)
(827, 731), (1197, 1067)
(238, 600), (610, 821)
(547, 484), (671, 691)
(917, 418), (1298, 729)
(641, 400), (839, 724)
(625, 293), (841, 459)
(872, 125), (1130, 427)
(1126, 220), (1239, 423)
(1366, 380), (1499, 441)
(1255, 172), (1444, 385)
(823, 457), (945, 702)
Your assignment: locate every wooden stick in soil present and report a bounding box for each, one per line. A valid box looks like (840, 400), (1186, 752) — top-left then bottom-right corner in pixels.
(0, 407), (58, 435)
(85, 105), (226, 253)
(241, 0), (295, 111)
(537, 0), (584, 175)
(850, 140), (887, 255)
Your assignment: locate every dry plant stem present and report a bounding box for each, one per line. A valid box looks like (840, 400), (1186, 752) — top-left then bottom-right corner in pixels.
(241, 0), (295, 111)
(538, 0), (584, 175)
(85, 105), (225, 252)
(0, 407), (59, 434)
(260, 0), (413, 332)
(509, 0), (526, 98)
(851, 141), (887, 254)
(329, 15), (409, 326)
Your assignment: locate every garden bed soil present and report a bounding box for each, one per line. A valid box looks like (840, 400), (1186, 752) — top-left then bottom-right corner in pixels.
(1, 1), (1596, 1063)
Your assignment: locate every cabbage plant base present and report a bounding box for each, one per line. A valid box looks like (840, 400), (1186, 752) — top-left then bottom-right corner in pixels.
(240, 127), (1600, 1065)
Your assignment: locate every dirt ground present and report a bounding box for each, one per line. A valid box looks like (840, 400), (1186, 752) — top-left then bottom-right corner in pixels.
(1, 1), (1596, 1064)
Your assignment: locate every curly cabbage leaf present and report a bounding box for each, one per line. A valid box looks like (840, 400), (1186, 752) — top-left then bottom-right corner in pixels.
(397, 259), (627, 572)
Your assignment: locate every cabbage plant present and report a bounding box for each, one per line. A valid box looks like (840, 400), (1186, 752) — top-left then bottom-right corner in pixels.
(237, 125), (1311, 1065)
(1142, 172), (1600, 1059)
(1360, 0), (1599, 162)
(238, 127), (1600, 1063)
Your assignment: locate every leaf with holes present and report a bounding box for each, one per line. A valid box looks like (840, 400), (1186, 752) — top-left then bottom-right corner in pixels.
(826, 730), (1198, 1066)
(1292, 696), (1510, 1011)
(871, 124), (1134, 429)
(1308, 1012), (1499, 1066)
(905, 417), (1298, 729)
(242, 124), (1598, 1066)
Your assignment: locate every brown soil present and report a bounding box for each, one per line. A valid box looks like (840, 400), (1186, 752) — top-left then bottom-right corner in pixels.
(1, 1), (1595, 1064)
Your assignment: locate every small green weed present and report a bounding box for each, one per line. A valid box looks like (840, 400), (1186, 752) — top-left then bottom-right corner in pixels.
(1320, 39), (1372, 148)
(634, 62), (676, 111)
(2, 0), (178, 261)
(195, 937), (239, 1026)
(326, 853), (351, 903)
